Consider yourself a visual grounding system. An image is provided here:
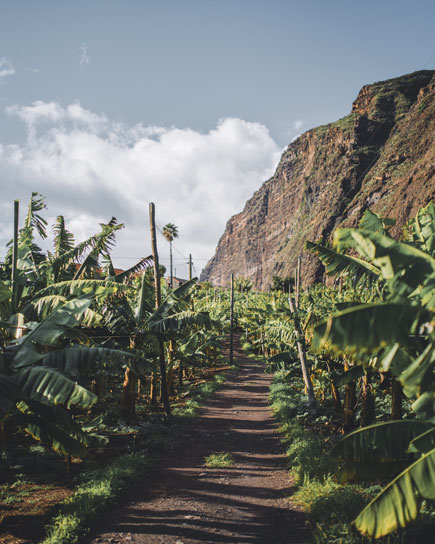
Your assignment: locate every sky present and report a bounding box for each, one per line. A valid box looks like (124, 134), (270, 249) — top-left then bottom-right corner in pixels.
(0, 0), (434, 278)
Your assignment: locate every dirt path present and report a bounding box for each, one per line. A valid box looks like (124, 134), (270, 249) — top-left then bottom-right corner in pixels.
(89, 344), (310, 544)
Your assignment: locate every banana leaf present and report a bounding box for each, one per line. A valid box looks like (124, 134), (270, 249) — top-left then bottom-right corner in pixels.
(16, 403), (89, 457)
(400, 343), (435, 398)
(16, 366), (97, 409)
(336, 459), (408, 484)
(334, 228), (435, 292)
(359, 209), (395, 234)
(0, 374), (18, 416)
(313, 302), (418, 353)
(40, 345), (137, 377)
(354, 447), (435, 538)
(33, 279), (127, 299)
(412, 391), (435, 422)
(332, 420), (433, 462)
(305, 240), (380, 283)
(408, 427), (435, 454)
(149, 310), (211, 334)
(408, 201), (435, 255)
(10, 297), (91, 369)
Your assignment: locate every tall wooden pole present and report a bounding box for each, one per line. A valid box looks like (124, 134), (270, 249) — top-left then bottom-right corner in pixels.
(289, 285), (316, 409)
(229, 272), (234, 366)
(149, 202), (171, 418)
(12, 200), (19, 313)
(188, 254), (192, 280)
(169, 240), (173, 288)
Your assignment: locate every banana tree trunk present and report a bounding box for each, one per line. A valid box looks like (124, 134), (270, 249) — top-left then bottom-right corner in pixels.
(178, 362), (184, 390)
(342, 360), (357, 433)
(288, 293), (316, 409)
(150, 371), (158, 406)
(330, 379), (342, 412)
(391, 379), (403, 420)
(361, 374), (376, 427)
(120, 366), (137, 421)
(167, 338), (176, 396)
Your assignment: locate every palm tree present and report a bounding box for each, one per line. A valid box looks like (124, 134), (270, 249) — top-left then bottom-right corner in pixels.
(162, 223), (178, 288)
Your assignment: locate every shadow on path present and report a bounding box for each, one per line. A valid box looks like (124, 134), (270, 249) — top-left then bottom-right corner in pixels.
(88, 340), (310, 544)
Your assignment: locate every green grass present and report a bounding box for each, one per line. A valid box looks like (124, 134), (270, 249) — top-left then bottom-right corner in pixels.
(42, 453), (151, 544)
(204, 452), (234, 468)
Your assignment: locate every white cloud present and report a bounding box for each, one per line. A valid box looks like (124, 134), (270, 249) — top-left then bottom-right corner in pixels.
(293, 119), (303, 131)
(0, 101), (282, 277)
(7, 101), (65, 125)
(285, 119), (304, 142)
(0, 57), (15, 79)
(80, 43), (90, 66)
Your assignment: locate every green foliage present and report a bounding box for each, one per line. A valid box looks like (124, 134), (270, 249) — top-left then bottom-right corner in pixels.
(305, 240), (380, 287)
(308, 203), (435, 537)
(42, 453), (150, 544)
(270, 275), (294, 292)
(204, 451), (234, 467)
(333, 420), (433, 463)
(355, 448), (435, 538)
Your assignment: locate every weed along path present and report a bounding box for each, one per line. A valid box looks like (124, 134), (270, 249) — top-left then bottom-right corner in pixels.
(89, 342), (310, 544)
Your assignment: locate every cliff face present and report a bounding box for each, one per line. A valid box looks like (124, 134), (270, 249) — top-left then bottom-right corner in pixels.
(201, 70), (435, 289)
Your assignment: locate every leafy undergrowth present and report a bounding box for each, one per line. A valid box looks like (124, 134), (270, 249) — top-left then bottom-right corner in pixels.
(270, 371), (435, 544)
(42, 454), (149, 544)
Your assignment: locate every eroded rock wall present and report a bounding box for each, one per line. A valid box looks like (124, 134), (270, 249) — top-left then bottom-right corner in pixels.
(201, 71), (435, 289)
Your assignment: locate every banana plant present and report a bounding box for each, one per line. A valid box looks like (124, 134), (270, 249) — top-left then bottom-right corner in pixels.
(0, 194), (154, 452)
(148, 278), (218, 394)
(310, 202), (435, 537)
(0, 296), (138, 456)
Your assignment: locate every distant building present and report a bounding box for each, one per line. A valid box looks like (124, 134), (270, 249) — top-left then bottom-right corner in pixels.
(165, 276), (188, 288)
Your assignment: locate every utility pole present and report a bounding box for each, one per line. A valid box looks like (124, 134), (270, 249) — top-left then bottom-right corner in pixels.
(188, 254), (192, 280)
(12, 200), (19, 314)
(170, 240), (173, 288)
(229, 272), (234, 366)
(149, 202), (171, 418)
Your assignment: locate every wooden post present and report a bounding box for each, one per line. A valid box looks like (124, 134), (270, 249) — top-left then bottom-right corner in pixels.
(149, 202), (171, 418)
(288, 285), (316, 409)
(188, 254), (192, 280)
(229, 273), (234, 366)
(12, 200), (19, 313)
(169, 240), (173, 288)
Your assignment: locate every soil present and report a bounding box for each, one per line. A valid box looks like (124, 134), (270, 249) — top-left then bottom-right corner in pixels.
(0, 481), (74, 544)
(87, 342), (310, 544)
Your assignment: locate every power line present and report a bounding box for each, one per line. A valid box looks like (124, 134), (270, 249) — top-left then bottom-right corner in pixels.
(422, 48), (435, 69)
(113, 255), (210, 261)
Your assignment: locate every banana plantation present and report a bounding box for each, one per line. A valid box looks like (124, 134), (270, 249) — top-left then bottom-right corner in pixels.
(1, 194), (434, 543)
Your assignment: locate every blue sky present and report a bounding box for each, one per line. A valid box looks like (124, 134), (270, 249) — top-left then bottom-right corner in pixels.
(0, 0), (434, 276)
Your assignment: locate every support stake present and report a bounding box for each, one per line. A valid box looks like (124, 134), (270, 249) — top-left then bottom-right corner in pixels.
(149, 202), (171, 419)
(229, 272), (234, 366)
(12, 200), (19, 314)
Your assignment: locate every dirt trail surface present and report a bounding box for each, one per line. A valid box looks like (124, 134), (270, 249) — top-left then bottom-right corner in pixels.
(89, 344), (310, 544)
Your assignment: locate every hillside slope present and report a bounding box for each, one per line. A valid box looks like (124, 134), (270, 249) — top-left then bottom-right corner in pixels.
(201, 70), (435, 289)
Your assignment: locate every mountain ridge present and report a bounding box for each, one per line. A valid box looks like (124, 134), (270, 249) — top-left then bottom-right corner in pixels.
(201, 70), (435, 288)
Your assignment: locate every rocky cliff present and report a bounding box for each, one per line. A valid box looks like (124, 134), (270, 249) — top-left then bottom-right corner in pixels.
(201, 70), (435, 289)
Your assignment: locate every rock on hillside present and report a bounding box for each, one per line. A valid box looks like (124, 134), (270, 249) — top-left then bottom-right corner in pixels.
(201, 70), (435, 289)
